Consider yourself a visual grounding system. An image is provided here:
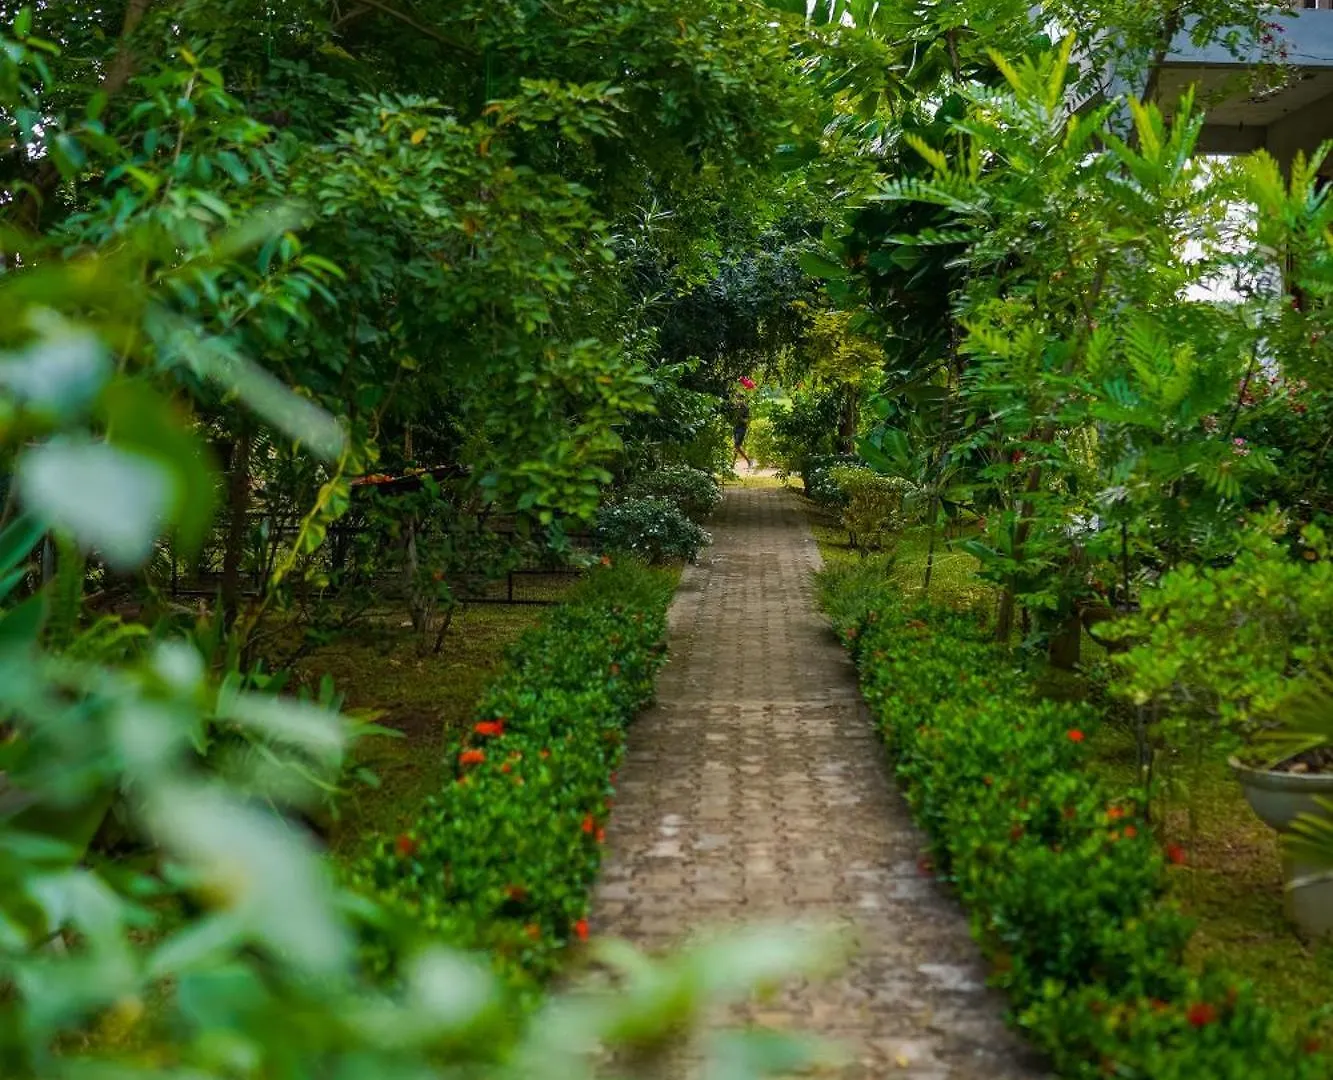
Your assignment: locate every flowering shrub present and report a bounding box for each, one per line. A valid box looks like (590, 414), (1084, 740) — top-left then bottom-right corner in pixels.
(350, 559), (674, 990)
(594, 497), (711, 563)
(802, 453), (862, 506)
(622, 465), (722, 522)
(826, 465), (917, 550)
(817, 567), (1328, 1078)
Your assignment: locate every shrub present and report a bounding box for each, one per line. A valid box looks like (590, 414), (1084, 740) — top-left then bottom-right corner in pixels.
(826, 465), (916, 550)
(623, 465), (722, 522)
(817, 566), (1329, 1079)
(350, 559), (674, 991)
(594, 497), (711, 564)
(803, 453), (862, 505)
(767, 390), (843, 477)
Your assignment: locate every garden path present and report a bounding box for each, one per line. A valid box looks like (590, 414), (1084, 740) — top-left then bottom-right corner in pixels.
(593, 485), (1049, 1079)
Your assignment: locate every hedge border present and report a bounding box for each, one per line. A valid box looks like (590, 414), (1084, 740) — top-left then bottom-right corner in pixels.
(818, 569), (1327, 1079)
(350, 559), (675, 990)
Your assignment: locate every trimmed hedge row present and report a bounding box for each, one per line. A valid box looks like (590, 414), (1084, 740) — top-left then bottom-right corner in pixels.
(351, 560), (674, 988)
(818, 567), (1327, 1079)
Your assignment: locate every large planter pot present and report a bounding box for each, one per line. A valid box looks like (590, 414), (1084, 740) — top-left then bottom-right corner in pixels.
(1230, 757), (1333, 940)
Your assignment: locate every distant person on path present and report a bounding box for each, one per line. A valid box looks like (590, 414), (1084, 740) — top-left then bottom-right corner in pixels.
(730, 392), (752, 471)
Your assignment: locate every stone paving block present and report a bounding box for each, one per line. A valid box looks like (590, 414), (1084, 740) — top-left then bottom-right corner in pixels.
(591, 487), (1050, 1079)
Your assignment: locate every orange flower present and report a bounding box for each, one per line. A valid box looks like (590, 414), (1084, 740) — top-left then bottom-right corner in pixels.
(1107, 806), (1124, 820)
(582, 814), (596, 834)
(540, 749), (551, 759)
(600, 555), (612, 567)
(459, 749), (485, 766)
(525, 923), (541, 940)
(596, 827), (606, 843)
(394, 834), (418, 858)
(1186, 1002), (1217, 1028)
(1066, 729), (1085, 743)
(474, 720), (505, 737)
(1123, 825), (1138, 839)
(573, 919), (589, 942)
(501, 763), (512, 773)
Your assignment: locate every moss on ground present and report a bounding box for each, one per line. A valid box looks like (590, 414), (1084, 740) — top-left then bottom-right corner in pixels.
(804, 493), (1333, 1044)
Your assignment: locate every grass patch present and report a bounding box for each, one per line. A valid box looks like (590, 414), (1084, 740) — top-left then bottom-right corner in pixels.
(295, 596), (579, 860)
(1091, 725), (1333, 1042)
(802, 498), (995, 614)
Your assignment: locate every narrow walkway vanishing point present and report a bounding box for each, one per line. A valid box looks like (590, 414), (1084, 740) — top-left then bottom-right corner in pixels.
(593, 486), (1049, 1079)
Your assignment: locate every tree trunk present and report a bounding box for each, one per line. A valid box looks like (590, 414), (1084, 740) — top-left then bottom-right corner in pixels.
(221, 426), (252, 628)
(1048, 612), (1082, 670)
(839, 386), (858, 455)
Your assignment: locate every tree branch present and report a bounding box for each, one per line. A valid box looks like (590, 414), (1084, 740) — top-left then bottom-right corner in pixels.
(331, 0), (472, 57)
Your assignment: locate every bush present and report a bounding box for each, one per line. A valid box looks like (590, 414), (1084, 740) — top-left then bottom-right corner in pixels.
(816, 567), (1329, 1079)
(594, 497), (711, 564)
(351, 560), (674, 991)
(622, 465), (721, 522)
(803, 453), (862, 505)
(767, 390), (843, 477)
(826, 465), (916, 550)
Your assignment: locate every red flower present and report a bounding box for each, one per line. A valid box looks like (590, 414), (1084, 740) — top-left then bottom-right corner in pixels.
(1123, 825), (1138, 839)
(1107, 806), (1124, 821)
(1186, 1002), (1218, 1028)
(573, 919), (590, 942)
(596, 827), (606, 844)
(1166, 843), (1188, 866)
(501, 763), (512, 773)
(474, 720), (504, 737)
(739, 376), (757, 390)
(1067, 729), (1085, 743)
(394, 834), (418, 858)
(582, 814), (596, 834)
(459, 749), (485, 766)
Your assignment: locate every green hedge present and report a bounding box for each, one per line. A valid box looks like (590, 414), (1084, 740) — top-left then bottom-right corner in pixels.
(817, 567), (1328, 1079)
(351, 560), (674, 989)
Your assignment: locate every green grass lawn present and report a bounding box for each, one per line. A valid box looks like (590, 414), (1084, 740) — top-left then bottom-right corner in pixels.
(803, 494), (1333, 1043)
(295, 597), (580, 860)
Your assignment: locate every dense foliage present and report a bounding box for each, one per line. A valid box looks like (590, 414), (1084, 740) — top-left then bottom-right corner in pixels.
(594, 498), (711, 565)
(352, 560), (673, 992)
(620, 465), (722, 523)
(818, 566), (1329, 1078)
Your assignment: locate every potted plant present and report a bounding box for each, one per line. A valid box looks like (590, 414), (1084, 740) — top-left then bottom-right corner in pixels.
(1114, 515), (1333, 938)
(1231, 669), (1333, 939)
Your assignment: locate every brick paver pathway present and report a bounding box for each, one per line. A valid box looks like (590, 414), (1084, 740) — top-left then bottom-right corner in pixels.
(593, 486), (1049, 1079)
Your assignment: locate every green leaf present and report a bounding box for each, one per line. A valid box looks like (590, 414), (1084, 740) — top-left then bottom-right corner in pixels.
(797, 251), (847, 281)
(0, 514), (45, 581)
(17, 439), (173, 571)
